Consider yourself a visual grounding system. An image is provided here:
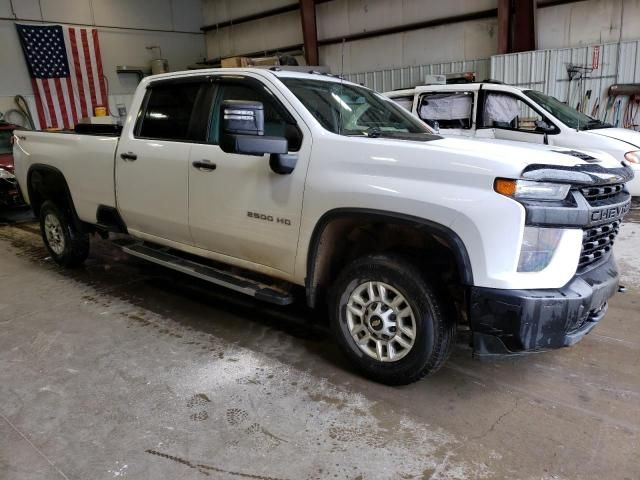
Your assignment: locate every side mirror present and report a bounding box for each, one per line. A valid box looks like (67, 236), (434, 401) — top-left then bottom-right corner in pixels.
(535, 119), (555, 133)
(219, 100), (288, 156)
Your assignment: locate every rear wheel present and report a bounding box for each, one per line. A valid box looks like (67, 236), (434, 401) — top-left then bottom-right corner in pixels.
(39, 200), (89, 267)
(330, 253), (454, 385)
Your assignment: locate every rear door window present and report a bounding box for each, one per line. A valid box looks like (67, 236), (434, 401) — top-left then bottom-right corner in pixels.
(417, 92), (474, 129)
(137, 82), (206, 141)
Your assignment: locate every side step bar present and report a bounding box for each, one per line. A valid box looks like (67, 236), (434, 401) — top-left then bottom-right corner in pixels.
(116, 240), (294, 306)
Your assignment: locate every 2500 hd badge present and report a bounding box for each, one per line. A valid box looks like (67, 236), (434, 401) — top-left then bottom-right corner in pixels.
(247, 211), (292, 226)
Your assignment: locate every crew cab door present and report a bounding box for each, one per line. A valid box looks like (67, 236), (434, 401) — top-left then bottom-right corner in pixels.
(476, 89), (557, 144)
(116, 78), (210, 245)
(187, 76), (309, 274)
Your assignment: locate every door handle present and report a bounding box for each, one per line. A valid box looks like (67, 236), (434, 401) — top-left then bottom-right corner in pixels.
(192, 160), (217, 171)
(120, 152), (137, 161)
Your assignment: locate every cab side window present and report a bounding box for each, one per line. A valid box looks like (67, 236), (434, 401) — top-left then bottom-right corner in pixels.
(481, 92), (548, 133)
(417, 92), (473, 129)
(389, 95), (414, 111)
(137, 82), (204, 141)
(210, 83), (302, 151)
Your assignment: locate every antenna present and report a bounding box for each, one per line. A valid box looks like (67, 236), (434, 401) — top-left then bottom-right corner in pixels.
(339, 38), (345, 136)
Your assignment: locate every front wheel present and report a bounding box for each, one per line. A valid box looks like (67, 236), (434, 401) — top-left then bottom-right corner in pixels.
(330, 254), (454, 385)
(39, 200), (89, 267)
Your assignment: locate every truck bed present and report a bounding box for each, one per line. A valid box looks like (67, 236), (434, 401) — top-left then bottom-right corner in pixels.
(13, 129), (119, 224)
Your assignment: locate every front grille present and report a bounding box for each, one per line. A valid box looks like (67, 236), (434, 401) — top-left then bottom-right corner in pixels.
(579, 220), (620, 269)
(581, 184), (624, 202)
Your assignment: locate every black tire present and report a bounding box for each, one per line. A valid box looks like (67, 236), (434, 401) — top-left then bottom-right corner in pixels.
(330, 253), (455, 385)
(39, 200), (89, 267)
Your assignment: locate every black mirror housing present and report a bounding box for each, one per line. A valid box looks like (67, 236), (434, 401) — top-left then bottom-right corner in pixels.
(221, 100), (264, 135)
(535, 119), (556, 133)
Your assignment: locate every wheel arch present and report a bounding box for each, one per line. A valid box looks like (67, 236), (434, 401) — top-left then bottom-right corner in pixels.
(305, 208), (474, 308)
(27, 164), (83, 230)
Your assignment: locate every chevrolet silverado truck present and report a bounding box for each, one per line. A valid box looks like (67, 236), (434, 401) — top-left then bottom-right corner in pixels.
(384, 83), (640, 196)
(13, 69), (634, 384)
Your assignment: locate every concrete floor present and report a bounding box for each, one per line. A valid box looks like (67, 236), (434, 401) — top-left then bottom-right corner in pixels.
(1, 209), (639, 480)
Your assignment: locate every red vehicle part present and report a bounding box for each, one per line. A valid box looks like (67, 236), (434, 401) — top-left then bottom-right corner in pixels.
(0, 123), (24, 207)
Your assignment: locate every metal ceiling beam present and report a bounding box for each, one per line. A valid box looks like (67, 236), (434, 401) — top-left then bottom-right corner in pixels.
(299, 0), (319, 65)
(318, 9), (498, 46)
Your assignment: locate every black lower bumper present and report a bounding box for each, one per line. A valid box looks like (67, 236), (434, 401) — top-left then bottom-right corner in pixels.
(469, 254), (619, 359)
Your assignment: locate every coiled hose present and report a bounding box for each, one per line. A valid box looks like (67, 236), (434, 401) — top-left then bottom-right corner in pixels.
(14, 95), (35, 129)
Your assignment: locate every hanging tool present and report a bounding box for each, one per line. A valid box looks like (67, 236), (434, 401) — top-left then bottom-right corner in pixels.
(14, 95), (35, 129)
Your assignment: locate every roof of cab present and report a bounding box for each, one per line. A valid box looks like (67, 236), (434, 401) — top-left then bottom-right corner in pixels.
(141, 67), (361, 87)
(384, 82), (527, 95)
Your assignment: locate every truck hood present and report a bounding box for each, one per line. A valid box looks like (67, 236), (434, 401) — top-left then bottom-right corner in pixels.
(458, 137), (623, 169)
(429, 136), (624, 170)
(583, 127), (640, 148)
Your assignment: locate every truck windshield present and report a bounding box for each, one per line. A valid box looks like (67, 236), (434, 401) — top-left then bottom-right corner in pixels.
(280, 78), (434, 138)
(524, 90), (611, 130)
(0, 131), (12, 155)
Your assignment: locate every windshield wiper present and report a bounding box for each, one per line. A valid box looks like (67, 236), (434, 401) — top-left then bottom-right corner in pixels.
(583, 119), (612, 130)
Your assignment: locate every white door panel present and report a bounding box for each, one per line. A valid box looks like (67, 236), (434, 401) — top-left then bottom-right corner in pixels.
(116, 139), (192, 244)
(188, 145), (307, 274)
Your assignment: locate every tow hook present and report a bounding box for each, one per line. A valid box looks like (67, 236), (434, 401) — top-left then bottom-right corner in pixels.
(618, 285), (627, 293)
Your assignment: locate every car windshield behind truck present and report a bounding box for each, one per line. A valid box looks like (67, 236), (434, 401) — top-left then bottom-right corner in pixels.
(281, 78), (434, 139)
(0, 130), (12, 155)
(524, 90), (611, 130)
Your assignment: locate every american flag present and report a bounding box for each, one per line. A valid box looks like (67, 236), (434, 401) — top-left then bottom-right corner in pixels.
(16, 24), (107, 130)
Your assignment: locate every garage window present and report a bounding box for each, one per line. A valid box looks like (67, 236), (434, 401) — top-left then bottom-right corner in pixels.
(137, 82), (203, 141)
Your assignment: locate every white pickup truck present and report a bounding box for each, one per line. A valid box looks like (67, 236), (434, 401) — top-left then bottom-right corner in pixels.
(13, 69), (633, 384)
(384, 82), (640, 196)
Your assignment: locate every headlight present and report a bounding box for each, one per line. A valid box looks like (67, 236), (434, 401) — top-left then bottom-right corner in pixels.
(495, 178), (570, 201)
(0, 168), (15, 179)
(624, 151), (640, 164)
(517, 227), (563, 272)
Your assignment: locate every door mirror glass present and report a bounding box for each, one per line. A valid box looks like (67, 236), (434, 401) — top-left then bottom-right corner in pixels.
(219, 99), (289, 157)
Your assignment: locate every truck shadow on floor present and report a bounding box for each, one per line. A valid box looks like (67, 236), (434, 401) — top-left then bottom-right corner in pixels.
(2, 223), (478, 383)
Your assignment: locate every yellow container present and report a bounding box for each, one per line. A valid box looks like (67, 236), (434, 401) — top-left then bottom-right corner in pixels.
(94, 106), (107, 117)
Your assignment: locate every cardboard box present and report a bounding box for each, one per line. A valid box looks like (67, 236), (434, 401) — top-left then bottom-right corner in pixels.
(249, 56), (279, 67)
(221, 56), (280, 68)
(221, 56), (251, 68)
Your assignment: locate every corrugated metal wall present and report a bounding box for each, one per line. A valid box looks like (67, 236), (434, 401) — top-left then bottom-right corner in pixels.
(345, 59), (491, 92)
(491, 40), (640, 128)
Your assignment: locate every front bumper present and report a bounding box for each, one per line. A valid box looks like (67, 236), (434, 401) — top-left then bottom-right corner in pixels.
(469, 254), (619, 359)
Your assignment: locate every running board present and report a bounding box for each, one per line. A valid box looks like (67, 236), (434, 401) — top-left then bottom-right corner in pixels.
(117, 240), (294, 306)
